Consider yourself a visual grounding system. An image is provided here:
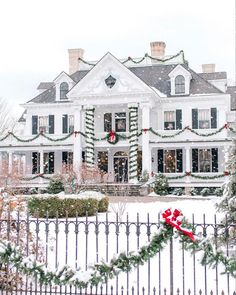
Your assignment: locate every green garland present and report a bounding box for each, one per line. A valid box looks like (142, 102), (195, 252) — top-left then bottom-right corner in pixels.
(155, 171), (229, 180)
(129, 107), (139, 181)
(85, 108), (95, 167)
(0, 216), (235, 289)
(0, 124), (233, 143)
(78, 50), (186, 66)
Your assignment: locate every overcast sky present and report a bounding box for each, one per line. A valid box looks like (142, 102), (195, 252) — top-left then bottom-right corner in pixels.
(0, 0), (235, 116)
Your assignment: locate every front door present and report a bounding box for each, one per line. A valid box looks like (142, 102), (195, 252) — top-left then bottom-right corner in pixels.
(114, 152), (128, 183)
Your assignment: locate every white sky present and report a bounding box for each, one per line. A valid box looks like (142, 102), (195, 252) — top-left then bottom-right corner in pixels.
(0, 0), (235, 116)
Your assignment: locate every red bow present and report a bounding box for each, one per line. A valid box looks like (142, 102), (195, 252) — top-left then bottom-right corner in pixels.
(74, 131), (79, 137)
(224, 171), (229, 176)
(162, 209), (195, 241)
(224, 123), (228, 129)
(109, 131), (115, 142)
(143, 128), (148, 134)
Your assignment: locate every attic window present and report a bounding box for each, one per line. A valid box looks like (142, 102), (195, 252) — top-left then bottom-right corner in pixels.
(60, 82), (69, 99)
(105, 75), (116, 88)
(175, 75), (185, 94)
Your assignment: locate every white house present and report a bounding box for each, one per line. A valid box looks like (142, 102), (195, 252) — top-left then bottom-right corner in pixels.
(1, 41), (236, 191)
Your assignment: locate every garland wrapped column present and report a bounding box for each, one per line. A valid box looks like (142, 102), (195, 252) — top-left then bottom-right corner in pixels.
(85, 108), (95, 167)
(128, 106), (139, 183)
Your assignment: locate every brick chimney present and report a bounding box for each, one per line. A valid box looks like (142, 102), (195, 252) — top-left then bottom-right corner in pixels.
(150, 41), (166, 58)
(202, 64), (216, 73)
(68, 48), (85, 75)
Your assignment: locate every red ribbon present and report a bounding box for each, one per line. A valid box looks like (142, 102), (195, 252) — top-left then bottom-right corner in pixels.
(109, 130), (115, 142)
(224, 171), (229, 176)
(143, 128), (148, 134)
(74, 131), (79, 137)
(162, 209), (195, 241)
(224, 123), (228, 129)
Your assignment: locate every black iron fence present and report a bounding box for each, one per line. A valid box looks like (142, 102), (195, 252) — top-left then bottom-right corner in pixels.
(0, 210), (235, 295)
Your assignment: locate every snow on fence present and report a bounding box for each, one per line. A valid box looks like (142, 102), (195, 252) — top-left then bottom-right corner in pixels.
(0, 211), (235, 295)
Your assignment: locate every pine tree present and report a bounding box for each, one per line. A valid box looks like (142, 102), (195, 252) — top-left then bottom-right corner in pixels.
(217, 140), (236, 247)
(153, 173), (169, 196)
(47, 175), (64, 194)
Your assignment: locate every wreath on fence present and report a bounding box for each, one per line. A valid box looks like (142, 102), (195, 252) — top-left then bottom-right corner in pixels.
(0, 208), (235, 288)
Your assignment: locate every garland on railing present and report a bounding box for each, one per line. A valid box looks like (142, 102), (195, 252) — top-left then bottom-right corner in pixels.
(0, 124), (234, 144)
(78, 50), (186, 66)
(85, 108), (95, 167)
(153, 171), (230, 180)
(0, 209), (235, 288)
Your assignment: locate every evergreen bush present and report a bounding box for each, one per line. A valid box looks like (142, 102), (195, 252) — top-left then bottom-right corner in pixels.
(214, 187), (223, 197)
(200, 187), (211, 197)
(172, 188), (183, 196)
(153, 173), (169, 196)
(47, 176), (64, 194)
(27, 195), (109, 218)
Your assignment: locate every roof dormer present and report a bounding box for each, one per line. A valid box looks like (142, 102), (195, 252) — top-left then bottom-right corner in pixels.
(53, 72), (75, 101)
(168, 65), (192, 96)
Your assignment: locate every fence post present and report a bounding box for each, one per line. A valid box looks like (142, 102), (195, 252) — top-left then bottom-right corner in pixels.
(170, 236), (174, 295)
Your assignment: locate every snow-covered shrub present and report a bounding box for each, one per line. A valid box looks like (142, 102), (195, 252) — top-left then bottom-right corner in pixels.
(0, 192), (45, 290)
(172, 188), (184, 196)
(47, 175), (64, 194)
(214, 187), (223, 197)
(153, 173), (169, 196)
(27, 194), (109, 218)
(200, 188), (211, 197)
(190, 188), (198, 196)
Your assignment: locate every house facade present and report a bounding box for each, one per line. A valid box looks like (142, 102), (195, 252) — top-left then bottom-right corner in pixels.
(1, 41), (236, 190)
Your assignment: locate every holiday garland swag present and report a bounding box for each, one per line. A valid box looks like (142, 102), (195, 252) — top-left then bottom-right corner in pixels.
(0, 209), (235, 288)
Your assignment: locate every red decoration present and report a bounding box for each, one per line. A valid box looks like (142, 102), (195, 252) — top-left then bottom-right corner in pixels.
(224, 171), (229, 176)
(143, 128), (148, 134)
(109, 130), (115, 142)
(74, 131), (79, 137)
(185, 171), (191, 176)
(162, 209), (195, 241)
(224, 123), (228, 129)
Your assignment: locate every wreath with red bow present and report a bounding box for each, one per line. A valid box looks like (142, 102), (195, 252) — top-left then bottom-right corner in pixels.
(107, 131), (119, 144)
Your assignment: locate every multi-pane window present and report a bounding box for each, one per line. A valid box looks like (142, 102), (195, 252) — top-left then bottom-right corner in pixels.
(192, 108), (217, 129)
(198, 109), (210, 129)
(104, 113), (112, 132)
(115, 112), (126, 132)
(32, 115), (54, 134)
(164, 110), (182, 130)
(32, 152), (40, 174)
(175, 75), (185, 94)
(39, 116), (49, 133)
(60, 82), (69, 99)
(97, 151), (108, 173)
(62, 115), (74, 133)
(192, 148), (218, 173)
(43, 152), (54, 174)
(62, 151), (73, 165)
(157, 149), (183, 173)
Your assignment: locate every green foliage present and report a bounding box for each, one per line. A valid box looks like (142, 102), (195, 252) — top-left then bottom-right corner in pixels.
(190, 188), (198, 196)
(27, 196), (109, 218)
(47, 176), (64, 194)
(214, 187), (223, 197)
(200, 188), (211, 197)
(153, 173), (169, 196)
(172, 188), (183, 196)
(98, 197), (109, 212)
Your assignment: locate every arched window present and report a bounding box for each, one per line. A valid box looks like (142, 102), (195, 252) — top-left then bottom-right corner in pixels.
(175, 75), (185, 94)
(60, 82), (69, 99)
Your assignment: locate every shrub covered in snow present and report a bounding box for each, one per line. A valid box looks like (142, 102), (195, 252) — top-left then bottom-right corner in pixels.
(214, 187), (223, 197)
(200, 187), (211, 196)
(153, 173), (169, 196)
(172, 188), (184, 196)
(27, 193), (109, 218)
(47, 175), (64, 194)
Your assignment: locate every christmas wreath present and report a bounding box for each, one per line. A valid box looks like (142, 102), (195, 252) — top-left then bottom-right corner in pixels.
(106, 130), (119, 144)
(0, 208), (235, 288)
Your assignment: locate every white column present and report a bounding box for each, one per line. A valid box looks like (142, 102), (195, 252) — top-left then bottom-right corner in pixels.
(185, 146), (191, 172)
(141, 103), (152, 174)
(8, 151), (13, 174)
(73, 106), (82, 172)
(0, 152), (2, 175)
(40, 150), (44, 174)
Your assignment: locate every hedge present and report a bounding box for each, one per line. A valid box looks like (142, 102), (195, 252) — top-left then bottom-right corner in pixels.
(27, 196), (109, 218)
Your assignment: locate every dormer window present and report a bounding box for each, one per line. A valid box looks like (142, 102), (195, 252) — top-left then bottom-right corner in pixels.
(175, 75), (185, 94)
(60, 82), (69, 99)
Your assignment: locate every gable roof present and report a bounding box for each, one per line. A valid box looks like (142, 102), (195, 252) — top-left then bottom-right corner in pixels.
(37, 82), (54, 90)
(27, 55), (224, 104)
